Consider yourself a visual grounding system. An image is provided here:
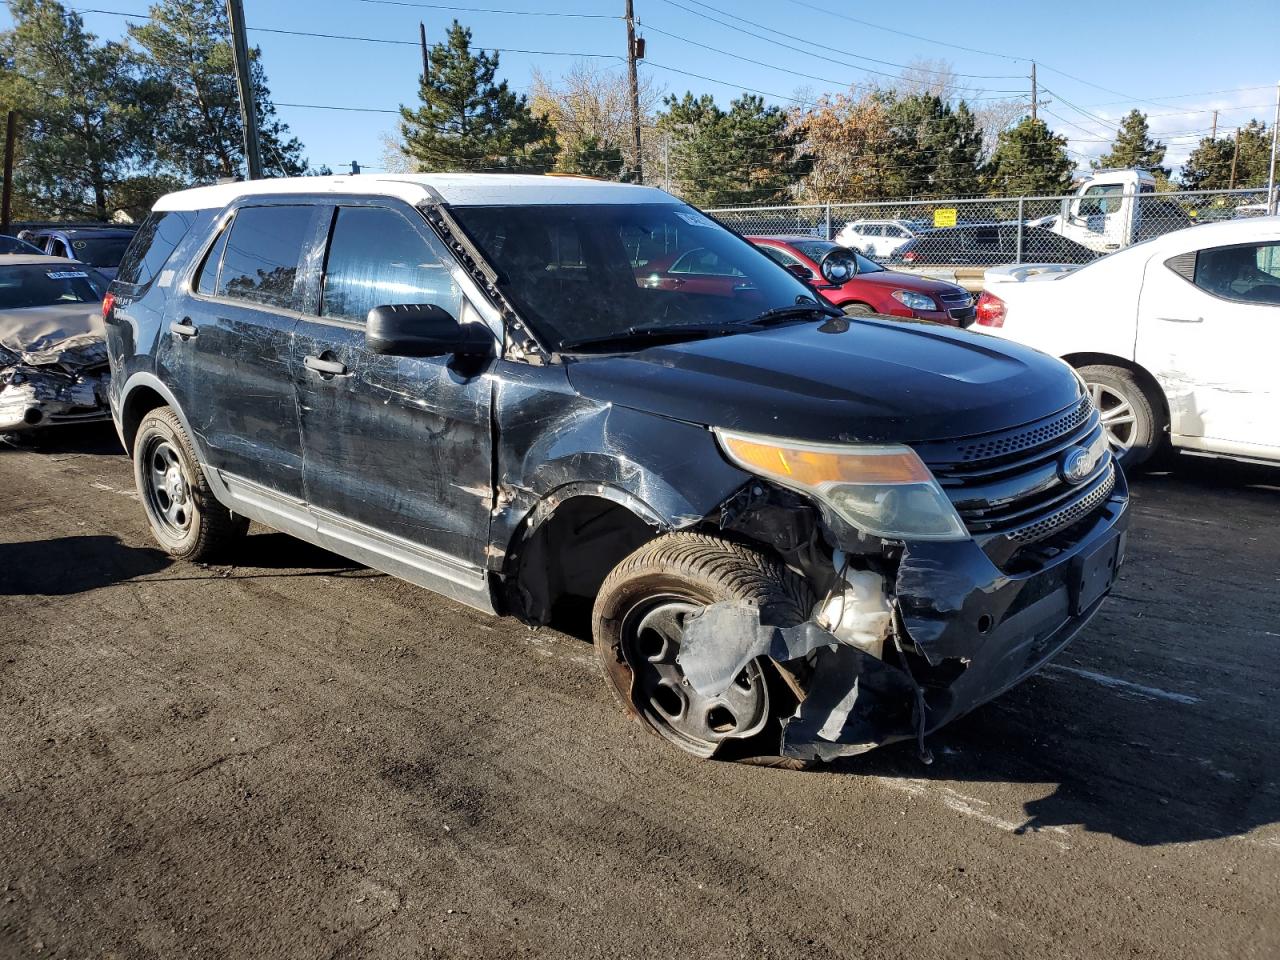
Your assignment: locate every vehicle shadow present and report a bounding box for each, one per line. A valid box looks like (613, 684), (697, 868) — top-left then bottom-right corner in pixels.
(0, 423), (124, 457)
(215, 530), (370, 575)
(0, 535), (170, 595)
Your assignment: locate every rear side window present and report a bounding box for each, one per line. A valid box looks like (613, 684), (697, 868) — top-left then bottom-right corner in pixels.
(320, 206), (461, 323)
(117, 211), (196, 287)
(1192, 242), (1280, 305)
(216, 205), (312, 310)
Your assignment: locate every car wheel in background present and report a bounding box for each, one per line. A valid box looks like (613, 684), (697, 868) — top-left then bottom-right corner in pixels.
(841, 303), (875, 316)
(1077, 364), (1161, 470)
(593, 532), (814, 762)
(133, 406), (248, 561)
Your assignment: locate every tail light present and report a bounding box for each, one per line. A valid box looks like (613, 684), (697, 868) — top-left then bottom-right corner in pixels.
(901, 250), (918, 263)
(101, 291), (115, 321)
(975, 290), (1006, 328)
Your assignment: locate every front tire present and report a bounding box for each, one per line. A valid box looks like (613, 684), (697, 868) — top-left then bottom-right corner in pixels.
(592, 533), (814, 760)
(1077, 364), (1162, 470)
(841, 302), (875, 316)
(133, 406), (248, 561)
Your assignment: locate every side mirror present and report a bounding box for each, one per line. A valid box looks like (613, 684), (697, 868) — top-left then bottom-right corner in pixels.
(785, 263), (815, 282)
(819, 247), (859, 284)
(366, 303), (492, 358)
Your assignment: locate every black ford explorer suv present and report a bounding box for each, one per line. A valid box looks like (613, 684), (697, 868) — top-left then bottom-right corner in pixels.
(105, 174), (1129, 765)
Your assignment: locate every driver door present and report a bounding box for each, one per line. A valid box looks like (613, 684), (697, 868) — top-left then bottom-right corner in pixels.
(291, 200), (497, 576)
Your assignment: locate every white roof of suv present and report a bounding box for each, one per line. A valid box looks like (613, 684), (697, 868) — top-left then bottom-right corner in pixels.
(153, 173), (681, 212)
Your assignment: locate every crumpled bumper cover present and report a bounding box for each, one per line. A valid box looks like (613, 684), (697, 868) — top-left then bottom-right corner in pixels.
(0, 335), (110, 431)
(682, 476), (1130, 762)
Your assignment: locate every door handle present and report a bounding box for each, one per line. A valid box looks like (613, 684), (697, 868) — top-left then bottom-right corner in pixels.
(1156, 316), (1204, 324)
(304, 354), (348, 376)
(169, 319), (198, 339)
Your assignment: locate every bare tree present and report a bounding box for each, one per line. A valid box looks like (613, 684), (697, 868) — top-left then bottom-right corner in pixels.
(529, 59), (664, 179)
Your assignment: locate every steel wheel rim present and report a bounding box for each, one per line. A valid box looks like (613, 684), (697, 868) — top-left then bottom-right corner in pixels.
(618, 594), (770, 756)
(142, 436), (194, 537)
(1088, 381), (1137, 453)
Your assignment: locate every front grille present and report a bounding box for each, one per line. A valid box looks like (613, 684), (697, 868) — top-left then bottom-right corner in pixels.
(938, 291), (972, 305)
(915, 397), (1115, 554)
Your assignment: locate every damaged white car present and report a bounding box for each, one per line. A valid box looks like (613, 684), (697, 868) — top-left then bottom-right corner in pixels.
(0, 255), (112, 431)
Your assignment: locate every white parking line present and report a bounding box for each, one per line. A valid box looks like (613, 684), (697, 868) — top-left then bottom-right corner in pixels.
(1041, 664), (1201, 705)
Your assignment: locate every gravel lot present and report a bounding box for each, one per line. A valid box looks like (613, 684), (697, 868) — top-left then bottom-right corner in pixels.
(1, 426), (1278, 959)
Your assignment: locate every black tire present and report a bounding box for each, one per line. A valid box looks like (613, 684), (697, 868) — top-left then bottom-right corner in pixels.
(592, 532), (814, 761)
(1077, 363), (1163, 471)
(841, 302), (875, 316)
(133, 406), (247, 561)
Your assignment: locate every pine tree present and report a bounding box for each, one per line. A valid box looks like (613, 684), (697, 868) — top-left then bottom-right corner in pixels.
(129, 0), (308, 182)
(1181, 120), (1272, 189)
(1094, 109), (1169, 179)
(658, 92), (800, 207)
(878, 94), (984, 198)
(984, 117), (1074, 195)
(1, 0), (158, 219)
(400, 21), (556, 172)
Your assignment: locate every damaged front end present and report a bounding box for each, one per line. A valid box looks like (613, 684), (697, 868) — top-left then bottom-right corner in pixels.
(682, 401), (1130, 764)
(0, 335), (111, 431)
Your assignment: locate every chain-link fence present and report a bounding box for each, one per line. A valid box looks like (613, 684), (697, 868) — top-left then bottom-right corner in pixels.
(706, 189), (1275, 267)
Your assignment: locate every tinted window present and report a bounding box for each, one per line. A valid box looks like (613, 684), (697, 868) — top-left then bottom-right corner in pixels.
(117, 212), (196, 286)
(0, 264), (105, 309)
(73, 235), (133, 268)
(669, 248), (744, 277)
(0, 235), (43, 255)
(1193, 243), (1280, 305)
(195, 223), (231, 297)
(321, 206), (462, 323)
(217, 205), (312, 310)
(756, 244), (802, 268)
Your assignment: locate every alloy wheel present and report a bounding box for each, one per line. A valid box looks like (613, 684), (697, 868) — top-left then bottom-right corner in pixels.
(1088, 381), (1137, 453)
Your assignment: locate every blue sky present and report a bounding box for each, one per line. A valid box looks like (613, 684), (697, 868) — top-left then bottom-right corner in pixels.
(7, 0), (1279, 179)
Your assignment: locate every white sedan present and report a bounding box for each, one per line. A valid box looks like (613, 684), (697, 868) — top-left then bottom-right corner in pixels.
(973, 217), (1280, 469)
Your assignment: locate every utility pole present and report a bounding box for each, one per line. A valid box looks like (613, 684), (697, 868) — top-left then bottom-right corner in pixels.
(1268, 80), (1279, 215)
(624, 0), (643, 183)
(1, 111), (16, 235)
(1210, 109), (1218, 141)
(1030, 62), (1037, 122)
(226, 0), (262, 180)
(419, 22), (429, 81)
(1229, 128), (1240, 190)
(350, 161), (361, 175)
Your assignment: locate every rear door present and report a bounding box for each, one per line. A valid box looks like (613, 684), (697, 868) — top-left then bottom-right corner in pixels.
(174, 202), (315, 499)
(291, 200), (496, 569)
(1137, 239), (1280, 453)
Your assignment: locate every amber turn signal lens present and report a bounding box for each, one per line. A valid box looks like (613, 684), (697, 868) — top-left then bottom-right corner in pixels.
(718, 434), (932, 487)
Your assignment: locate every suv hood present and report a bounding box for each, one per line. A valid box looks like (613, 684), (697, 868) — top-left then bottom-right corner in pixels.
(566, 317), (1081, 444)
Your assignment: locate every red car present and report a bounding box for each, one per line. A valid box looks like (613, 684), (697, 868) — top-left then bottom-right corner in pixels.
(748, 235), (976, 326)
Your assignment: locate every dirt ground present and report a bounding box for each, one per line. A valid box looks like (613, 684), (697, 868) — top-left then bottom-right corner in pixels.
(1, 425), (1277, 960)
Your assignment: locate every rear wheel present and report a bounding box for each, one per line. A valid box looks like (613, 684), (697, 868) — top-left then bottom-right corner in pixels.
(593, 533), (814, 760)
(133, 406), (248, 561)
(1077, 364), (1162, 470)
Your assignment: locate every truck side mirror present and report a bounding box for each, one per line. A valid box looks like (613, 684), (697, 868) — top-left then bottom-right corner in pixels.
(366, 303), (493, 359)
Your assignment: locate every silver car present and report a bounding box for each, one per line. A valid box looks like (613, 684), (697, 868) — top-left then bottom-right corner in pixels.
(0, 255), (111, 431)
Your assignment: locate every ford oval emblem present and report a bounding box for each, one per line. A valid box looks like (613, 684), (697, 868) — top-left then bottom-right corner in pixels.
(1060, 446), (1094, 485)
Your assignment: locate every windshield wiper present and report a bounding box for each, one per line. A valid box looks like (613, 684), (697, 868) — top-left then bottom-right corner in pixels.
(744, 299), (843, 327)
(559, 324), (742, 352)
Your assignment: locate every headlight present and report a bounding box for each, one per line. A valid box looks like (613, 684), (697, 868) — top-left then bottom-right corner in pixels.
(891, 290), (937, 311)
(716, 430), (968, 541)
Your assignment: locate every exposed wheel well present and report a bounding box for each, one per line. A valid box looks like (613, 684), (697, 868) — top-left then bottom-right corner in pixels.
(119, 385), (169, 456)
(1062, 352), (1170, 434)
(508, 495), (661, 625)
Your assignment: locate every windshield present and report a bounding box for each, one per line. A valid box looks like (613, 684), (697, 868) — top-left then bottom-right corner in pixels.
(0, 264), (106, 309)
(790, 239), (884, 274)
(71, 236), (133, 267)
(449, 203), (815, 349)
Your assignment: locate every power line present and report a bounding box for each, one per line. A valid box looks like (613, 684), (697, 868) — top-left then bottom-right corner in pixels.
(653, 0), (1023, 81)
(350, 0), (618, 17)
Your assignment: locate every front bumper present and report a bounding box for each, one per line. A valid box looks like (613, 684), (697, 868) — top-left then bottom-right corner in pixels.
(0, 365), (111, 431)
(684, 470), (1130, 762)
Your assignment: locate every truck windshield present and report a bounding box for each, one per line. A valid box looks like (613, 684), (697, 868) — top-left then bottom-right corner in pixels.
(0, 264), (106, 309)
(450, 203), (815, 350)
